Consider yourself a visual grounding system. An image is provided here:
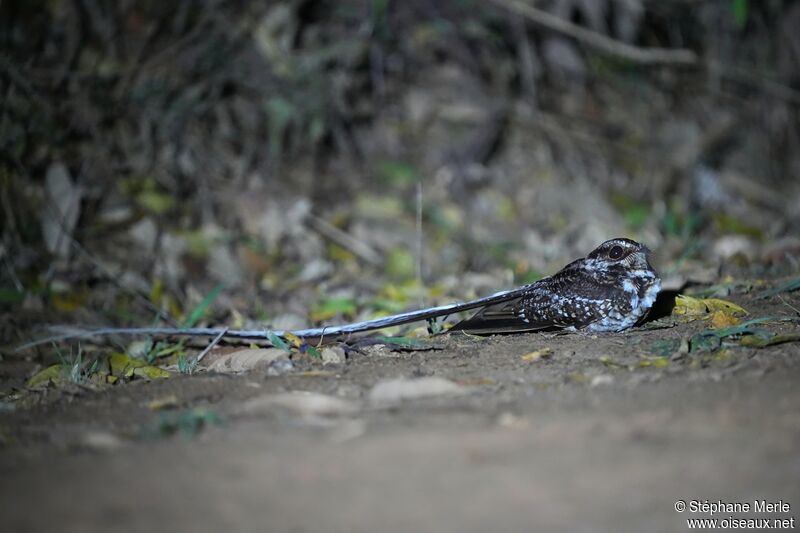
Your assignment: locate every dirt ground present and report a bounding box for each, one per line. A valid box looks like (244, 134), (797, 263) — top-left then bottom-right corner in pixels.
(2, 292), (799, 533)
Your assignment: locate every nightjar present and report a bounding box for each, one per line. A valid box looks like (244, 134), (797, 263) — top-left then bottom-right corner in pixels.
(451, 238), (661, 333)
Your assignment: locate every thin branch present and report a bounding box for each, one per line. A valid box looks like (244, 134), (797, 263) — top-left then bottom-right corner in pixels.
(488, 0), (698, 66)
(306, 215), (383, 266)
(707, 60), (800, 107)
(489, 0), (800, 106)
(415, 181), (424, 309)
(195, 327), (228, 363)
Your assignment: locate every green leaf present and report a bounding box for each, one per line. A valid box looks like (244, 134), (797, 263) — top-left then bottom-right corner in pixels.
(26, 364), (63, 388)
(303, 345), (322, 359)
(110, 353), (171, 380)
(0, 288), (25, 304)
(690, 334), (721, 352)
(369, 295), (409, 314)
(740, 332), (800, 348)
(182, 284), (223, 328)
(689, 317), (776, 352)
(150, 341), (186, 359)
(732, 0), (748, 29)
(376, 160), (419, 186)
(650, 338), (681, 358)
(713, 212), (761, 238)
(386, 248), (415, 279)
(133, 366), (172, 379)
(311, 296), (358, 321)
(756, 277), (800, 299)
(136, 190), (174, 214)
(266, 330), (292, 353)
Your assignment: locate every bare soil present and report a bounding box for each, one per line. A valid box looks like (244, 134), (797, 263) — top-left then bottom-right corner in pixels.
(2, 293), (799, 532)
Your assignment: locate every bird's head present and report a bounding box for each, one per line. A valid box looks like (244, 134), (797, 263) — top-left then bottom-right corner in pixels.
(587, 238), (654, 271)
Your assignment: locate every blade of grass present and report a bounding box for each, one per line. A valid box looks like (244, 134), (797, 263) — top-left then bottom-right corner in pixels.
(182, 284), (224, 328)
(266, 330), (291, 352)
(756, 277), (800, 299)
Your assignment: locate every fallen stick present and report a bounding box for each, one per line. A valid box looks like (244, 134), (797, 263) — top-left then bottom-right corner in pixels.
(489, 0), (698, 66)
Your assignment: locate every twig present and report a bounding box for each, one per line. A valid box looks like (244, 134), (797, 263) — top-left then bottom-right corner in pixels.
(64, 205), (179, 327)
(415, 180), (424, 309)
(488, 0), (698, 66)
(490, 0), (800, 106)
(777, 294), (800, 316)
(707, 60), (800, 107)
(0, 244), (23, 292)
(195, 327), (228, 363)
(306, 215), (383, 266)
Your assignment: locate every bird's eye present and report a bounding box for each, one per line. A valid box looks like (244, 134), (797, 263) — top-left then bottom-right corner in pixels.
(608, 245), (624, 260)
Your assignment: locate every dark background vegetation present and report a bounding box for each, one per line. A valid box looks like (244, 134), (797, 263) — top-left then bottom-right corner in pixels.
(2, 0), (800, 347)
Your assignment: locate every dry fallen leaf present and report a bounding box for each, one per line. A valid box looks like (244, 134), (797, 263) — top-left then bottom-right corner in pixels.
(320, 346), (346, 365)
(205, 348), (287, 373)
(238, 391), (360, 418)
(520, 348), (553, 362)
(709, 310), (741, 329)
(368, 376), (466, 404)
(147, 395), (180, 411)
(673, 295), (747, 316)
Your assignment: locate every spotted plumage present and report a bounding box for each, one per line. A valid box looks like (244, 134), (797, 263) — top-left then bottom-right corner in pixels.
(450, 238), (661, 333)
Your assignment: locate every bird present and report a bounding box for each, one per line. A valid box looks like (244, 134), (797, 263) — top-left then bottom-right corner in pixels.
(278, 237), (661, 337)
(20, 238), (661, 351)
(449, 237), (661, 334)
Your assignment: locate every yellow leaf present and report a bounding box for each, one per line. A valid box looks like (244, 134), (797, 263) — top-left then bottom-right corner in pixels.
(150, 278), (164, 307)
(147, 395), (180, 410)
(673, 295), (706, 315)
(110, 352), (170, 380)
(710, 311), (740, 329)
(328, 243), (356, 263)
(133, 366), (171, 379)
(110, 352), (141, 376)
(283, 332), (304, 349)
(598, 356), (625, 368)
(703, 298), (747, 314)
(386, 248), (415, 279)
(51, 290), (88, 312)
(673, 295), (747, 316)
(637, 358), (669, 368)
(520, 348), (553, 362)
(26, 364), (63, 388)
(710, 349), (731, 361)
(296, 370), (336, 377)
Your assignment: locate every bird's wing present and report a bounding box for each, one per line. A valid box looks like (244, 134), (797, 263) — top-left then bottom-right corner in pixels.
(449, 259), (614, 335)
(448, 297), (558, 334)
(449, 282), (573, 334)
